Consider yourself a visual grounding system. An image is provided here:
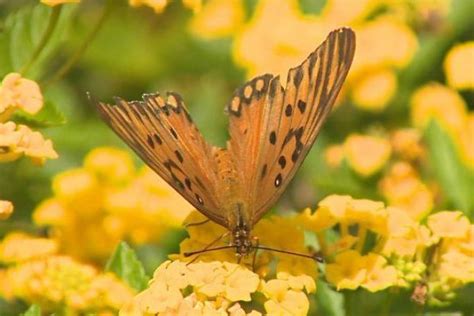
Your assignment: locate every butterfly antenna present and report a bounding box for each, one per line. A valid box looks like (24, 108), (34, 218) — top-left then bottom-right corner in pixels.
(253, 245), (324, 263)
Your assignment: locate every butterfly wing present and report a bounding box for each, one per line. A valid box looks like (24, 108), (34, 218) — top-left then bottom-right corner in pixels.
(226, 27), (356, 225)
(94, 92), (229, 227)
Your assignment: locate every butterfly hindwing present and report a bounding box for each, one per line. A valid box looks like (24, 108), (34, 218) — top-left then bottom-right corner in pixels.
(95, 92), (229, 227)
(227, 28), (356, 225)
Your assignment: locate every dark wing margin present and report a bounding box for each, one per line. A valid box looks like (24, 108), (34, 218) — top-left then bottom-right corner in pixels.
(91, 92), (229, 228)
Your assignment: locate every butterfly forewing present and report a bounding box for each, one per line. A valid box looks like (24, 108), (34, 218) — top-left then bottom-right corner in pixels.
(226, 28), (356, 225)
(95, 93), (229, 227)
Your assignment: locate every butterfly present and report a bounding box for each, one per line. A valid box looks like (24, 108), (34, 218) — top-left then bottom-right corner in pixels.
(94, 27), (355, 260)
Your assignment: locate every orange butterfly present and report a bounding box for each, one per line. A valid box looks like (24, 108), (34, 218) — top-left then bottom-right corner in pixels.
(94, 28), (355, 261)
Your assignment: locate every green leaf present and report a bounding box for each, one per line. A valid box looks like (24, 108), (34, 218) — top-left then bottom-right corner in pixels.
(12, 100), (66, 128)
(315, 279), (345, 316)
(106, 241), (149, 291)
(22, 304), (41, 316)
(1, 4), (75, 78)
(424, 120), (474, 216)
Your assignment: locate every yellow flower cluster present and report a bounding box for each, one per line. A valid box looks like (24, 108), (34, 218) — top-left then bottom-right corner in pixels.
(121, 260), (315, 315)
(33, 147), (195, 263)
(300, 195), (473, 302)
(123, 209), (317, 315)
(324, 129), (434, 218)
(0, 232), (134, 313)
(190, 0), (419, 112)
(0, 73), (57, 165)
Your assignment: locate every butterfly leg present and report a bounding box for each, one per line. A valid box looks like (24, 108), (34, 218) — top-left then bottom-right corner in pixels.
(185, 231), (230, 265)
(184, 219), (211, 228)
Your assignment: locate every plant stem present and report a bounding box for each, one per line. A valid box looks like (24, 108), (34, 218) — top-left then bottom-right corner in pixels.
(20, 5), (63, 75)
(355, 226), (367, 253)
(43, 0), (113, 87)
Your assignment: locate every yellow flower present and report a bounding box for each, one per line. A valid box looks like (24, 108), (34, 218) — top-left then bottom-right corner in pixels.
(379, 162), (434, 220)
(122, 261), (263, 315)
(321, 0), (379, 24)
(344, 134), (392, 177)
(0, 232), (58, 263)
(390, 128), (424, 161)
(326, 250), (367, 290)
(129, 0), (201, 14)
(361, 253), (398, 292)
(233, 0), (326, 79)
(0, 122), (57, 164)
(351, 68), (397, 111)
(190, 0), (244, 39)
(410, 83), (468, 134)
(351, 18), (418, 75)
(437, 249), (474, 283)
(444, 41), (474, 90)
(324, 144), (344, 168)
(41, 0), (80, 6)
(84, 147), (135, 184)
(0, 73), (43, 119)
(427, 211), (470, 239)
(0, 200), (13, 220)
(263, 286), (309, 316)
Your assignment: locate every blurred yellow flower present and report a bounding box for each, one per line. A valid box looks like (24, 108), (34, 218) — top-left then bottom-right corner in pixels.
(351, 68), (397, 111)
(0, 200), (13, 220)
(390, 128), (424, 161)
(84, 147), (135, 184)
(233, 0), (326, 79)
(324, 144), (344, 168)
(0, 73), (43, 120)
(34, 147), (194, 263)
(321, 0), (379, 25)
(344, 134), (392, 177)
(0, 121), (57, 164)
(129, 0), (201, 14)
(427, 211), (470, 239)
(379, 162), (434, 220)
(326, 250), (367, 290)
(351, 18), (418, 75)
(444, 41), (474, 90)
(190, 0), (244, 39)
(0, 232), (58, 264)
(410, 83), (467, 134)
(41, 0), (80, 6)
(4, 255), (133, 313)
